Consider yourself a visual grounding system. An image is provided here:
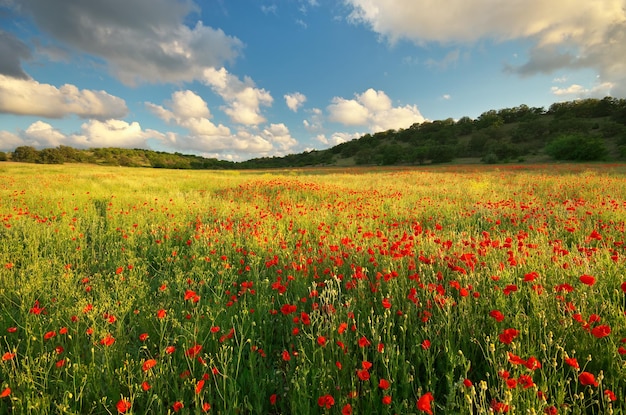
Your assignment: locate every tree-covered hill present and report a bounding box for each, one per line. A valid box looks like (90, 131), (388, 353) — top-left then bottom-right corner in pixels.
(3, 97), (626, 168)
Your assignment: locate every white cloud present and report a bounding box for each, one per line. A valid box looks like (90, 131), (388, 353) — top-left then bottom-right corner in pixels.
(202, 67), (273, 125)
(315, 131), (361, 147)
(71, 119), (154, 148)
(327, 88), (424, 131)
(550, 82), (614, 98)
(284, 92), (307, 112)
(344, 0), (626, 94)
(303, 108), (324, 133)
(147, 90), (231, 138)
(0, 74), (128, 119)
(0, 119), (158, 150)
(9, 0), (243, 85)
(147, 90), (296, 157)
(261, 123), (298, 152)
(442, 94), (451, 100)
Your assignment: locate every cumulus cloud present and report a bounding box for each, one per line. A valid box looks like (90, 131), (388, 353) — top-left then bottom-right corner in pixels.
(327, 88), (424, 131)
(202, 67), (273, 125)
(0, 74), (128, 119)
(344, 0), (626, 94)
(9, 0), (243, 85)
(315, 131), (361, 147)
(146, 90), (231, 137)
(303, 108), (324, 133)
(0, 119), (158, 150)
(147, 90), (296, 157)
(551, 82), (614, 98)
(284, 92), (307, 112)
(0, 31), (31, 79)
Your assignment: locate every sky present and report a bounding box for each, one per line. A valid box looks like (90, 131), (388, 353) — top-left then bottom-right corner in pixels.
(0, 0), (624, 161)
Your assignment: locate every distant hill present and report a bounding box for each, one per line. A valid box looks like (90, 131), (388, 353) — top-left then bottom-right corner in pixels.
(3, 97), (626, 168)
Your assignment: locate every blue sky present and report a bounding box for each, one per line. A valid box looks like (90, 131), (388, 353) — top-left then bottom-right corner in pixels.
(1, 0), (624, 160)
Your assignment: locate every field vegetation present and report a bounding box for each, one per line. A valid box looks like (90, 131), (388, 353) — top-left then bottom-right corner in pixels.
(1, 163), (625, 414)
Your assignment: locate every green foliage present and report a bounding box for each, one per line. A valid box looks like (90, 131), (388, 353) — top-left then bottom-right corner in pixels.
(545, 134), (608, 161)
(0, 151), (7, 161)
(12, 146), (39, 162)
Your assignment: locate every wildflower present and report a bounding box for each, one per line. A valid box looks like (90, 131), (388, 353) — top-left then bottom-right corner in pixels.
(0, 388), (11, 398)
(604, 389), (617, 401)
(417, 392), (434, 414)
(165, 345), (176, 354)
(338, 322), (348, 334)
(44, 330), (56, 340)
(489, 310), (505, 322)
(357, 369), (370, 381)
(544, 406), (557, 415)
(141, 381), (151, 391)
(579, 274), (596, 286)
(358, 336), (371, 347)
(317, 336), (327, 347)
(172, 401), (184, 412)
(564, 357), (579, 370)
(382, 395), (392, 405)
(317, 394), (335, 409)
(156, 309), (166, 319)
(282, 350), (291, 361)
(579, 372), (598, 387)
(100, 334), (115, 347)
(499, 328), (519, 344)
(2, 352), (15, 361)
(463, 378), (473, 388)
(116, 399), (131, 413)
(186, 344), (202, 358)
(202, 402), (211, 411)
(269, 394), (277, 405)
(421, 339), (431, 350)
(142, 359), (157, 372)
(341, 403), (353, 415)
(381, 298), (391, 309)
(378, 378), (390, 390)
(490, 399), (509, 413)
(138, 333), (148, 341)
(591, 325), (610, 339)
(195, 379), (205, 394)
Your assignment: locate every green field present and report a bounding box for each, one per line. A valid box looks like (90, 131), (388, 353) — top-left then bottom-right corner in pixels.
(1, 163), (625, 414)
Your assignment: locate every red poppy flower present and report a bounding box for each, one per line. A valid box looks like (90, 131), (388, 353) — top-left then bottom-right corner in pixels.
(142, 359), (157, 372)
(579, 371), (598, 387)
(202, 402), (211, 412)
(489, 310), (505, 322)
(341, 403), (353, 415)
(269, 394), (277, 405)
(491, 399), (509, 413)
(579, 274), (596, 286)
(43, 330), (57, 340)
(591, 325), (611, 339)
(524, 356), (541, 370)
(0, 387), (10, 398)
(186, 344), (202, 358)
(382, 298), (391, 309)
(195, 379), (205, 394)
(463, 379), (473, 388)
(382, 395), (392, 405)
(564, 357), (579, 370)
(317, 394), (335, 409)
(317, 336), (327, 347)
(116, 399), (131, 413)
(378, 379), (390, 390)
(621, 281), (626, 293)
(358, 336), (371, 347)
(338, 322), (348, 334)
(141, 381), (151, 391)
(357, 369), (370, 381)
(282, 350), (291, 361)
(172, 401), (184, 412)
(100, 334), (115, 347)
(499, 328), (519, 344)
(1, 352), (15, 361)
(156, 309), (166, 319)
(421, 339), (431, 350)
(417, 392), (434, 414)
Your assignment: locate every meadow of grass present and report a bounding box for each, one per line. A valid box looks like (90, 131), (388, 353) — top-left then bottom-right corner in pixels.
(1, 162), (625, 414)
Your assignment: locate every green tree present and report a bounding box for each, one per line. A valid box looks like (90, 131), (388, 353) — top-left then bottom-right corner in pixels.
(37, 148), (65, 164)
(545, 134), (607, 161)
(0, 151), (7, 161)
(12, 146), (39, 162)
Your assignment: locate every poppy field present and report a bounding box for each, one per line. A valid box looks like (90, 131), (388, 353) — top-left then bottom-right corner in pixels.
(1, 163), (626, 414)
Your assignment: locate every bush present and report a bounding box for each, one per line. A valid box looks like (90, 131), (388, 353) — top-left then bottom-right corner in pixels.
(545, 134), (607, 161)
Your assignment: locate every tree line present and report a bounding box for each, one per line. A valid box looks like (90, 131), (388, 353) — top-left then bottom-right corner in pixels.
(2, 97), (626, 168)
